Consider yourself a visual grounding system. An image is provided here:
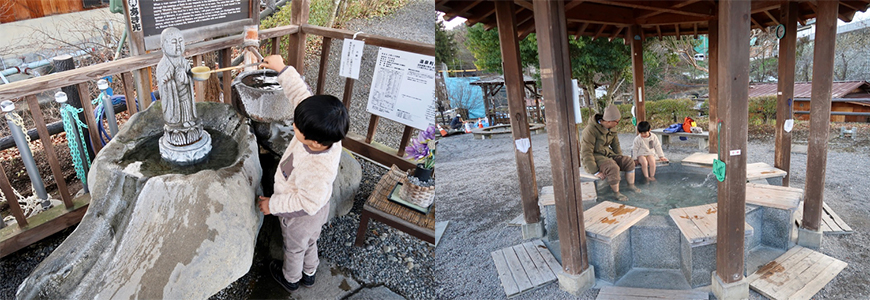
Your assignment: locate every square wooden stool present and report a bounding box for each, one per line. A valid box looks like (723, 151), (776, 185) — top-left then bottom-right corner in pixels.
(355, 165), (435, 246)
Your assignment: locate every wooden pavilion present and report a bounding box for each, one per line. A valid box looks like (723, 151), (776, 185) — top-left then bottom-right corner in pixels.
(437, 0), (869, 298)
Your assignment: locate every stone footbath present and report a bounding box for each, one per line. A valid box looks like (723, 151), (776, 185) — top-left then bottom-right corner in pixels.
(542, 162), (799, 289)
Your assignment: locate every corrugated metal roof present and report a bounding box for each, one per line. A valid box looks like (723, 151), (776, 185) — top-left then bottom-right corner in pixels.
(748, 81), (870, 99)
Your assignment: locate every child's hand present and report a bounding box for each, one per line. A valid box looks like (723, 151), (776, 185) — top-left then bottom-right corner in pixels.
(261, 55), (286, 72)
(257, 196), (272, 215)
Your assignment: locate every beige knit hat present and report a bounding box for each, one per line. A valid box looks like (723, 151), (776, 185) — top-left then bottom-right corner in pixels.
(602, 105), (621, 121)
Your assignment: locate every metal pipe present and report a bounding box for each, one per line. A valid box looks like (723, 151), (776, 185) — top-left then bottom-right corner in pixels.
(97, 79), (119, 136)
(792, 111), (870, 116)
(55, 92), (88, 193)
(1, 49), (90, 77)
(1, 101), (48, 201)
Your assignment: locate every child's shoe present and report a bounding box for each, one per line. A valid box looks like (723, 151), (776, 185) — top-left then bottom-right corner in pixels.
(270, 260), (300, 292)
(301, 271), (316, 287)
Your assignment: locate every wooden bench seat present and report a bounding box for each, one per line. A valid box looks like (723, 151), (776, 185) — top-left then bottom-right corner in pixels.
(652, 128), (709, 150)
(745, 183), (802, 210)
(584, 201), (649, 242)
(539, 183), (597, 206)
(670, 203), (753, 246)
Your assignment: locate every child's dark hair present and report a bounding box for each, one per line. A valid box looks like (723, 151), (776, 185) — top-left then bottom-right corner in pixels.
(637, 121), (651, 133)
(594, 114), (603, 123)
(294, 95), (349, 147)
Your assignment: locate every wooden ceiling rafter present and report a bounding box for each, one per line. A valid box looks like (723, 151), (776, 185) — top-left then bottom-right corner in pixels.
(574, 22), (590, 39)
(675, 24), (681, 39)
(693, 23), (698, 38)
(443, 0), (484, 21)
(513, 0), (533, 11)
(585, 0), (714, 18)
(750, 15), (762, 27)
(656, 25), (663, 40)
(462, 2), (496, 28)
(636, 0), (704, 19)
(518, 20), (536, 40)
(593, 24), (608, 41)
(764, 10), (780, 25)
(608, 26), (624, 42)
(565, 0), (586, 11)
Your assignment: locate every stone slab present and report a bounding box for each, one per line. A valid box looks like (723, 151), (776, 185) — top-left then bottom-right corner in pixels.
(631, 216), (682, 270)
(557, 265), (596, 296)
(346, 286), (404, 300)
(711, 271), (749, 300)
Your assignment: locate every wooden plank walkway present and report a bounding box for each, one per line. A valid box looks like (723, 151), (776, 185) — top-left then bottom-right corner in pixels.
(747, 246), (847, 300)
(795, 201), (853, 235)
(491, 240), (561, 298)
(584, 201), (649, 242)
(539, 182), (597, 206)
(669, 203), (753, 246)
(596, 286), (708, 300)
(745, 183), (803, 210)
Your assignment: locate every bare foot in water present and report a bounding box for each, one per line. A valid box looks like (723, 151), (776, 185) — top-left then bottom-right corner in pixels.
(627, 184), (642, 193)
(614, 192), (629, 201)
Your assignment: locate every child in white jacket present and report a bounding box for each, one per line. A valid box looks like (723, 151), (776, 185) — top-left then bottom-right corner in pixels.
(632, 121), (668, 181)
(257, 55), (349, 292)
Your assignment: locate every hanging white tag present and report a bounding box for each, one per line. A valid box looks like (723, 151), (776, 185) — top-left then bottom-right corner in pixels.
(515, 138), (530, 153)
(784, 119), (794, 133)
(339, 38), (364, 79)
(729, 149), (741, 156)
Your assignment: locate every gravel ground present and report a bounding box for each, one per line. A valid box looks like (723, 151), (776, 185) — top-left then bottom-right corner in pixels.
(302, 0), (435, 150)
(433, 129), (870, 299)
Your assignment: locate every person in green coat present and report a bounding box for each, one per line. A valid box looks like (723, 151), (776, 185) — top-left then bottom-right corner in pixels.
(580, 105), (641, 201)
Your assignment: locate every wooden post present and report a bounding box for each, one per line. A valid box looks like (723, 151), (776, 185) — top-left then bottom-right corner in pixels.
(122, 0), (152, 110)
(716, 0), (750, 284)
(77, 83), (103, 154)
(193, 55), (205, 102)
(397, 126), (414, 157)
(52, 54), (96, 158)
(342, 78), (354, 109)
(220, 48), (233, 104)
(708, 18), (719, 153)
(317, 38), (333, 95)
(288, 0), (310, 72)
(26, 95), (73, 208)
(533, 0), (589, 275)
(629, 25), (645, 122)
(270, 37), (280, 55)
(0, 163), (26, 227)
(495, 1), (540, 226)
(775, 2), (798, 187)
(802, 0), (838, 232)
(121, 72), (138, 115)
(365, 115), (379, 144)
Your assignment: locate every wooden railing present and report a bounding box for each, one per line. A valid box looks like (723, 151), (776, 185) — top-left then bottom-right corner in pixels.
(0, 21), (433, 257)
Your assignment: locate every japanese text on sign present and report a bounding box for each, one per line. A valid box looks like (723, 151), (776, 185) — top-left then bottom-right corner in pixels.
(367, 48), (436, 130)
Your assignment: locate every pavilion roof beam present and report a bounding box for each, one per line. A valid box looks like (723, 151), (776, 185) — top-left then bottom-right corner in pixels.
(565, 0), (586, 11)
(752, 0), (788, 14)
(463, 3), (496, 27)
(694, 23), (698, 38)
(443, 0), (484, 21)
(574, 22), (590, 39)
(639, 13), (714, 25)
(764, 10), (780, 25)
(636, 0), (704, 19)
(513, 0), (533, 11)
(565, 2), (635, 25)
(750, 15), (762, 28)
(584, 0), (714, 18)
(593, 24), (607, 41)
(656, 25), (662, 40)
(838, 5), (857, 22)
(675, 24), (681, 39)
(608, 26), (624, 42)
(517, 19), (536, 40)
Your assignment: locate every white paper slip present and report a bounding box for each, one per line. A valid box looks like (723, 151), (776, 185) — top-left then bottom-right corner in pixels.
(339, 38), (364, 79)
(367, 47), (437, 130)
(515, 138), (531, 153)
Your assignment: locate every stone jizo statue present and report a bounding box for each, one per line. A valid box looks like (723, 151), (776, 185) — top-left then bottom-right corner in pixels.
(157, 27), (211, 165)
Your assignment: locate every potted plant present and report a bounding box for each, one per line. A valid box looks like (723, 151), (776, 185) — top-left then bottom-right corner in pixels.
(400, 126), (437, 207)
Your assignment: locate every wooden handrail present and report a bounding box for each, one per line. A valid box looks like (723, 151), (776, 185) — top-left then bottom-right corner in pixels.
(301, 24), (436, 56)
(0, 25), (301, 102)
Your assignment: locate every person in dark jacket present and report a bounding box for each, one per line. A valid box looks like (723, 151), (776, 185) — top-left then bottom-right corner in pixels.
(449, 115), (463, 130)
(580, 105), (640, 201)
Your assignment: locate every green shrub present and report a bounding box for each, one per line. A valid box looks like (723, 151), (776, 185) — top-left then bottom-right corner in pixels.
(748, 95), (777, 124)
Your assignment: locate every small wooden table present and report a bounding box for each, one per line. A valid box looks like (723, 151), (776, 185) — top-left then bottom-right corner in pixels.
(355, 166), (435, 246)
(652, 128), (709, 150)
